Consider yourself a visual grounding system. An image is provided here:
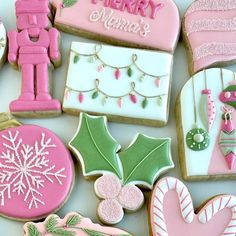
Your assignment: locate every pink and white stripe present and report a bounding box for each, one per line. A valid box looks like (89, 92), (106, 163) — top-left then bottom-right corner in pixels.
(198, 195), (236, 235)
(151, 177), (194, 236)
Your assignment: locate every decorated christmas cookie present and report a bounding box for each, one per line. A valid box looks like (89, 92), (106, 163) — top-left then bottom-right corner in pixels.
(8, 0), (62, 117)
(0, 113), (74, 220)
(23, 212), (132, 236)
(183, 0), (236, 75)
(176, 68), (236, 180)
(63, 42), (173, 126)
(0, 20), (6, 68)
(150, 176), (236, 236)
(52, 0), (180, 52)
(69, 113), (174, 224)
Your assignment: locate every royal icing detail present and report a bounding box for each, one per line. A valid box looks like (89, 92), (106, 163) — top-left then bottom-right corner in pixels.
(24, 212), (132, 236)
(69, 113), (174, 224)
(0, 123), (74, 220)
(178, 68), (236, 179)
(8, 0), (62, 116)
(184, 0), (236, 74)
(0, 21), (6, 67)
(52, 0), (180, 52)
(150, 177), (236, 236)
(63, 42), (173, 126)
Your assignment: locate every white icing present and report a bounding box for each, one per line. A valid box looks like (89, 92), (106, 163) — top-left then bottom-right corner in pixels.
(180, 68), (236, 176)
(89, 8), (150, 37)
(198, 195), (236, 235)
(63, 42), (173, 124)
(0, 22), (6, 64)
(0, 131), (66, 209)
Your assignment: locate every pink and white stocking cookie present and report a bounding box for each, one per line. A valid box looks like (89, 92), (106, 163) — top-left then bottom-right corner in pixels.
(63, 42), (173, 126)
(183, 0), (236, 75)
(0, 20), (6, 68)
(69, 113), (174, 224)
(150, 176), (236, 236)
(52, 0), (180, 52)
(23, 212), (132, 236)
(0, 113), (74, 220)
(8, 0), (62, 117)
(176, 68), (236, 180)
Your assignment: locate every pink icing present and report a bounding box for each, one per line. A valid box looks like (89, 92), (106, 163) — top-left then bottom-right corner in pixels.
(118, 185), (144, 210)
(52, 0), (180, 52)
(0, 125), (74, 220)
(150, 177), (235, 236)
(8, 0), (61, 114)
(23, 212), (131, 235)
(208, 110), (236, 174)
(184, 0), (236, 73)
(95, 174), (122, 199)
(98, 199), (124, 224)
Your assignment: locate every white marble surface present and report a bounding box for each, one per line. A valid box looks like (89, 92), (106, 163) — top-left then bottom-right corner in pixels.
(0, 1), (236, 235)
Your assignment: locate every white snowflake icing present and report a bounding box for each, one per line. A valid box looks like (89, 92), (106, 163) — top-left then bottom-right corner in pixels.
(0, 130), (66, 209)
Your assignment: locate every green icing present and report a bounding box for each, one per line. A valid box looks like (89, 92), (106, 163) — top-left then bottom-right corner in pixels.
(186, 128), (210, 151)
(45, 216), (58, 232)
(66, 215), (81, 227)
(119, 134), (173, 187)
(62, 0), (78, 8)
(28, 224), (42, 236)
(69, 113), (122, 178)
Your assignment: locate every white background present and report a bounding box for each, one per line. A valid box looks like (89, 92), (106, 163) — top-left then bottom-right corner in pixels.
(0, 1), (236, 235)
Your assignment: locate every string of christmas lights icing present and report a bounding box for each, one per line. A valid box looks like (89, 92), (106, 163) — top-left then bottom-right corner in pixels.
(65, 79), (167, 109)
(70, 45), (169, 84)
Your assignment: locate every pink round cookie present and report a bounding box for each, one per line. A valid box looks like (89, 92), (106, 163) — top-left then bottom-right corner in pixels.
(23, 212), (132, 235)
(0, 124), (74, 220)
(150, 177), (236, 236)
(183, 0), (236, 74)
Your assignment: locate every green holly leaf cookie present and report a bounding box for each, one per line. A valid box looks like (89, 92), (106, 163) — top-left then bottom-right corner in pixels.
(69, 113), (122, 178)
(119, 134), (174, 189)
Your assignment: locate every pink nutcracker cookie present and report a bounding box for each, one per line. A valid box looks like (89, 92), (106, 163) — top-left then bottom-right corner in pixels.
(8, 0), (62, 117)
(23, 212), (132, 236)
(176, 68), (236, 180)
(0, 113), (74, 220)
(69, 113), (174, 224)
(183, 0), (236, 75)
(0, 20), (7, 68)
(51, 0), (180, 52)
(150, 176), (236, 236)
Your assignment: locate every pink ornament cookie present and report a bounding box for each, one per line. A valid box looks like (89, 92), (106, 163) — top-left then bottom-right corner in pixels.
(0, 113), (74, 220)
(176, 68), (236, 180)
(8, 0), (62, 117)
(150, 176), (236, 236)
(183, 0), (236, 75)
(0, 20), (6, 68)
(52, 0), (180, 52)
(69, 113), (174, 224)
(23, 212), (132, 236)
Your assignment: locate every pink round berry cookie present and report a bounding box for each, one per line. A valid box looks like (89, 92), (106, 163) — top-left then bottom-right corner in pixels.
(150, 177), (236, 236)
(0, 113), (74, 220)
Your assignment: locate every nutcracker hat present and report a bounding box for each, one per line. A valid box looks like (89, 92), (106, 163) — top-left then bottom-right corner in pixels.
(15, 0), (50, 14)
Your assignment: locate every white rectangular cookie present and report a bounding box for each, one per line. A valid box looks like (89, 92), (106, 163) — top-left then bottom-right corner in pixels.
(63, 42), (173, 126)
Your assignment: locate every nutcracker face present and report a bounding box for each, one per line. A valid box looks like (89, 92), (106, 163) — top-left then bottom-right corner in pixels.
(15, 0), (50, 36)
